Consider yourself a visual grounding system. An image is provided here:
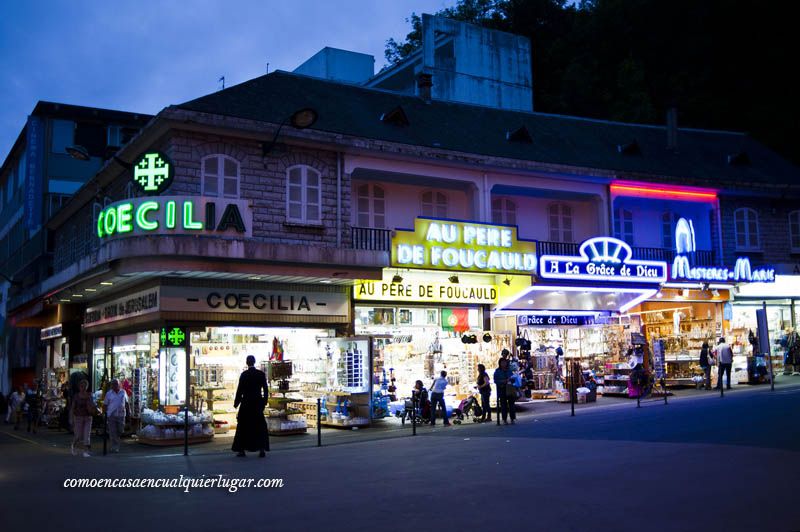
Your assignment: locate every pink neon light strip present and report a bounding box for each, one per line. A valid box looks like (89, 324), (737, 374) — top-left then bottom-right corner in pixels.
(611, 184), (717, 201)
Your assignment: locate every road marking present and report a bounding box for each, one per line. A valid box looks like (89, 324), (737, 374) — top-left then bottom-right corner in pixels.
(0, 430), (42, 446)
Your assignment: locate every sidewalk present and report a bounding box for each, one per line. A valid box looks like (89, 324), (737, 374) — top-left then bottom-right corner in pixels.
(4, 374), (799, 458)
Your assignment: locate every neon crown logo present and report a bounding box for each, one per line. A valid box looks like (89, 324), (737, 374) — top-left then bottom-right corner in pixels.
(133, 152), (174, 195)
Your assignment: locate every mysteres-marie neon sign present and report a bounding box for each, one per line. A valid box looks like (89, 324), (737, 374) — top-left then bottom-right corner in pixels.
(671, 218), (774, 283)
(539, 237), (667, 284)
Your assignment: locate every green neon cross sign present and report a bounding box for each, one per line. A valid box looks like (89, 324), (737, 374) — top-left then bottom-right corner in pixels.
(133, 152), (174, 195)
(167, 327), (185, 346)
(160, 326), (187, 348)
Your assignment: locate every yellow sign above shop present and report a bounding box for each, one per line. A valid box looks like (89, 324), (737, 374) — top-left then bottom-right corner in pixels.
(354, 279), (497, 304)
(391, 218), (537, 275)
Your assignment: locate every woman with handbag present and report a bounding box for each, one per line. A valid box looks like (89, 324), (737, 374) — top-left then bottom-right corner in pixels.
(476, 364), (492, 422)
(70, 380), (98, 457)
(493, 358), (516, 425)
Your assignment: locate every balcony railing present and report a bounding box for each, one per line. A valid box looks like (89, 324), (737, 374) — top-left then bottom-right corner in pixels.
(351, 226), (392, 252)
(538, 241), (716, 267)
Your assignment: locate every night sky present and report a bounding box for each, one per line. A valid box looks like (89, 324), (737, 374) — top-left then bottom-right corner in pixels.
(0, 0), (447, 160)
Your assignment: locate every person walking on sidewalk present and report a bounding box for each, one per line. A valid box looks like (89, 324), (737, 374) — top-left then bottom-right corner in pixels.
(494, 358), (516, 425)
(104, 379), (129, 453)
(476, 364), (492, 422)
(699, 342), (712, 390)
(713, 338), (734, 390)
(232, 355), (269, 458)
(6, 387), (23, 426)
(429, 371), (450, 426)
(71, 380), (97, 457)
(25, 383), (42, 433)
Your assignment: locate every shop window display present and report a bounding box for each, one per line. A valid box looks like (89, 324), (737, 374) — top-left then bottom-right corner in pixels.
(517, 323), (627, 398)
(639, 301), (720, 387)
(729, 304), (789, 379)
(357, 306), (512, 413)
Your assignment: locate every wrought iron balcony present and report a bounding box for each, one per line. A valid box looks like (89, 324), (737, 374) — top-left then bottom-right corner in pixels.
(537, 241), (716, 267)
(351, 226), (393, 252)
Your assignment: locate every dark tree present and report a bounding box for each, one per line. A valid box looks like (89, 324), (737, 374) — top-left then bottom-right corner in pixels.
(385, 0), (799, 164)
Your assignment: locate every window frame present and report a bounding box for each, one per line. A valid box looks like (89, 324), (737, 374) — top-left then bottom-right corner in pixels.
(201, 154), (240, 199)
(661, 212), (681, 249)
(491, 197), (517, 226)
(734, 207), (760, 251)
(420, 190), (448, 218)
(286, 165), (322, 225)
(548, 202), (574, 243)
(614, 207), (634, 245)
(355, 183), (386, 228)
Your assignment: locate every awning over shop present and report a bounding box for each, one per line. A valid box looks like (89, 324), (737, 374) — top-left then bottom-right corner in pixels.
(734, 275), (800, 300)
(495, 284), (658, 314)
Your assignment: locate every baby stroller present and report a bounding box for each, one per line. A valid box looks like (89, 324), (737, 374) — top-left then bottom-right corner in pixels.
(451, 392), (483, 424)
(398, 394), (431, 425)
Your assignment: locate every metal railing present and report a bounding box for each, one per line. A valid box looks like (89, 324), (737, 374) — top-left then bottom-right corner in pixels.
(537, 240), (715, 266)
(351, 226), (392, 251)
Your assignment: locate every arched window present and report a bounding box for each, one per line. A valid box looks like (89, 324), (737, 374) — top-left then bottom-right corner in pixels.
(421, 190), (448, 218)
(790, 211), (800, 251)
(286, 165), (321, 224)
(614, 208), (634, 245)
(491, 197), (516, 225)
(356, 183), (386, 228)
(202, 154), (240, 198)
(548, 203), (573, 242)
(734, 208), (759, 250)
(661, 212), (680, 249)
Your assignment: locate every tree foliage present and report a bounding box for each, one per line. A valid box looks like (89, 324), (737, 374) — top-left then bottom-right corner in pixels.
(384, 0), (798, 163)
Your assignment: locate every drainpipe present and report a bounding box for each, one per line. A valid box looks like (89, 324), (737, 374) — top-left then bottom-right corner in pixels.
(715, 197), (724, 264)
(483, 173), (489, 222)
(336, 152), (342, 247)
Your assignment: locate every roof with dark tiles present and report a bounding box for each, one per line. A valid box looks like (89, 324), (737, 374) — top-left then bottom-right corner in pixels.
(176, 71), (800, 189)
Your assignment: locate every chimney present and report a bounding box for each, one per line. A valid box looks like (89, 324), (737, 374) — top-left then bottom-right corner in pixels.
(416, 71), (433, 103)
(666, 107), (678, 150)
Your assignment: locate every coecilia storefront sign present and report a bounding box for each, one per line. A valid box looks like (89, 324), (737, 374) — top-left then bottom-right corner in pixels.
(391, 218), (536, 275)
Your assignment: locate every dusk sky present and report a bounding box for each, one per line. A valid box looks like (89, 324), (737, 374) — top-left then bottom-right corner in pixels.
(0, 0), (449, 160)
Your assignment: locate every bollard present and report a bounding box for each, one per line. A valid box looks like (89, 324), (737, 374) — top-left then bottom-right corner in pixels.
(411, 397), (417, 436)
(570, 363), (576, 417)
(496, 393), (501, 426)
(103, 412), (108, 456)
(720, 374), (724, 398)
(662, 378), (668, 405)
(183, 405), (189, 457)
(316, 398), (322, 447)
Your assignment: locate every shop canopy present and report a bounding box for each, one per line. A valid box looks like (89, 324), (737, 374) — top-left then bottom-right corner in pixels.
(494, 284), (658, 315)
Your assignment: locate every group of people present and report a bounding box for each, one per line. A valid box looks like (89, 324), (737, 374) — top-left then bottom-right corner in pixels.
(2, 375), (131, 458)
(699, 337), (735, 390)
(3, 383), (43, 432)
(409, 349), (525, 426)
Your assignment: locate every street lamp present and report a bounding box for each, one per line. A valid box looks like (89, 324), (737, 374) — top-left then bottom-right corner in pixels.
(262, 108), (319, 155)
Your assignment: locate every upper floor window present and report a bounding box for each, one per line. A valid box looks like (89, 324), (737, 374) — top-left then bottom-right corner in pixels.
(356, 184), (386, 228)
(51, 119), (75, 154)
(202, 155), (239, 198)
(287, 165), (321, 224)
(548, 203), (573, 242)
(421, 191), (448, 218)
(614, 208), (634, 245)
(790, 211), (800, 252)
(492, 197), (517, 225)
(661, 212), (680, 249)
(734, 207), (760, 250)
(17, 154), (25, 188)
(107, 125), (138, 148)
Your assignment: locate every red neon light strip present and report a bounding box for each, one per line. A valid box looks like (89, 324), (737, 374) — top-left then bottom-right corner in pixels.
(611, 184), (717, 200)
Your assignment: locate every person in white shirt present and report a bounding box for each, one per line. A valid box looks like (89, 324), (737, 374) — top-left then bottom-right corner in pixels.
(712, 338), (734, 390)
(429, 371), (450, 426)
(104, 379), (130, 453)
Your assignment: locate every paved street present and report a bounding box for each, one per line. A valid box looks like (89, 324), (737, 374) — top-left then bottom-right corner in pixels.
(1, 380), (799, 532)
